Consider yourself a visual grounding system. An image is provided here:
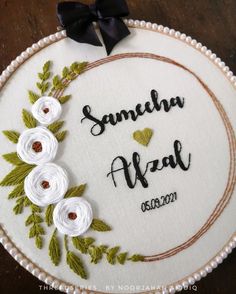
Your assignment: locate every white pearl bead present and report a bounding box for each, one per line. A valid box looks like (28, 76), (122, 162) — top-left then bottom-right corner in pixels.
(215, 256), (223, 264)
(49, 34), (56, 41)
(196, 43), (202, 49)
(38, 272), (46, 280)
(0, 75), (6, 83)
(186, 36), (192, 43)
(26, 47), (33, 55)
(56, 32), (62, 39)
(32, 268), (40, 276)
(4, 242), (12, 250)
(188, 277), (195, 285)
(233, 236), (236, 242)
(163, 27), (170, 34)
(194, 273), (201, 281)
(158, 25), (164, 32)
(43, 37), (50, 44)
(191, 39), (197, 46)
(162, 289), (168, 294)
(38, 40), (44, 47)
(180, 33), (186, 40)
(200, 269), (207, 277)
(73, 289), (80, 294)
(175, 284), (182, 291)
(62, 30), (67, 37)
(32, 43), (39, 50)
(169, 29), (175, 35)
(134, 20), (140, 27)
(16, 56), (24, 63)
(181, 281), (189, 288)
(201, 46), (207, 52)
(11, 60), (18, 68)
(220, 251), (227, 259)
(152, 23), (158, 30)
(205, 265), (212, 273)
(140, 20), (146, 27)
(206, 49), (212, 56)
(215, 57), (221, 64)
(227, 71), (233, 77)
(51, 280), (60, 289)
(210, 53), (216, 60)
(219, 61), (225, 68)
(168, 286), (175, 293)
(7, 65), (14, 72)
(0, 236), (8, 244)
(59, 283), (66, 291)
(20, 259), (28, 267)
(210, 261), (217, 268)
(2, 70), (10, 78)
(45, 276), (53, 285)
(225, 246), (232, 254)
(223, 66), (229, 72)
(146, 22), (152, 29)
(21, 51), (29, 59)
(15, 253), (22, 261)
(175, 31), (181, 38)
(229, 241), (236, 248)
(9, 248), (17, 255)
(128, 19), (134, 26)
(26, 263), (34, 271)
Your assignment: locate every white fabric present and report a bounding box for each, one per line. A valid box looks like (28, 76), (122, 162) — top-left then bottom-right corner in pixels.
(17, 126), (58, 165)
(0, 28), (235, 293)
(32, 96), (62, 125)
(53, 197), (93, 236)
(24, 163), (69, 206)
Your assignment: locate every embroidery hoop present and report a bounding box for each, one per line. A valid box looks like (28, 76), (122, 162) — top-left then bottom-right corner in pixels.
(0, 20), (236, 293)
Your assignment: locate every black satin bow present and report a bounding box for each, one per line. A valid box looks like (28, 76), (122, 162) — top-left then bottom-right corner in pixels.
(57, 0), (130, 55)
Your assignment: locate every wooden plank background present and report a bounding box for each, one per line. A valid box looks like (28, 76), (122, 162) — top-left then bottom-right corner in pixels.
(0, 0), (235, 293)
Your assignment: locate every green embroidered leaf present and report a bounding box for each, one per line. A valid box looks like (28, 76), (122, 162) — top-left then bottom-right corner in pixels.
(16, 196), (25, 205)
(25, 214), (43, 226)
(13, 203), (24, 215)
(67, 251), (87, 279)
(28, 90), (40, 104)
(31, 204), (42, 213)
(53, 75), (60, 87)
(8, 183), (25, 199)
(88, 246), (103, 264)
(0, 164), (35, 186)
(41, 82), (50, 94)
(47, 121), (64, 133)
(84, 237), (95, 247)
(45, 204), (54, 226)
(65, 184), (86, 198)
(55, 131), (67, 142)
(2, 130), (20, 144)
(23, 197), (31, 207)
(43, 61), (51, 73)
(74, 62), (88, 74)
(117, 252), (128, 265)
(62, 66), (69, 78)
(107, 246), (120, 265)
(22, 109), (37, 128)
(58, 95), (71, 104)
(72, 237), (87, 254)
(128, 254), (144, 262)
(36, 82), (43, 90)
(99, 245), (108, 253)
(35, 235), (43, 249)
(29, 223), (45, 238)
(38, 72), (44, 80)
(70, 62), (78, 72)
(49, 230), (61, 266)
(90, 219), (111, 232)
(3, 152), (24, 166)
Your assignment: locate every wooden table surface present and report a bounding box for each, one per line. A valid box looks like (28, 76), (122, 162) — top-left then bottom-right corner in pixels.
(0, 0), (235, 293)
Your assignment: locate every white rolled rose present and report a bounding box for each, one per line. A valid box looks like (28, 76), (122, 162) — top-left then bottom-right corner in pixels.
(17, 126), (58, 165)
(32, 96), (62, 125)
(53, 198), (93, 236)
(24, 163), (69, 207)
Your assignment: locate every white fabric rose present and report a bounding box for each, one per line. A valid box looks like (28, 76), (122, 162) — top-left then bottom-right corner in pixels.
(32, 96), (62, 125)
(53, 198), (93, 237)
(17, 126), (58, 165)
(24, 163), (69, 207)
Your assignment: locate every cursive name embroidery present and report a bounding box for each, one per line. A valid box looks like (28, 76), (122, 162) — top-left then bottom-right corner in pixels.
(81, 89), (185, 136)
(107, 140), (191, 189)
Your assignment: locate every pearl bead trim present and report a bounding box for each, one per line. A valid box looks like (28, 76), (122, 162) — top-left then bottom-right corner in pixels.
(0, 19), (235, 294)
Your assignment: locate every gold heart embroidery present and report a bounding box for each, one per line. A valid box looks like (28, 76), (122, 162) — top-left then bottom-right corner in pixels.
(133, 128), (153, 147)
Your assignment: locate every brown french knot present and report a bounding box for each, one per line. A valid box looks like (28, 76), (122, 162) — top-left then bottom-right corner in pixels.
(41, 181), (50, 189)
(68, 212), (77, 220)
(32, 141), (42, 153)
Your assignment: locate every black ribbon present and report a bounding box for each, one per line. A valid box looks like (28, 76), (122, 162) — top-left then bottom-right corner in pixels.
(57, 0), (130, 55)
